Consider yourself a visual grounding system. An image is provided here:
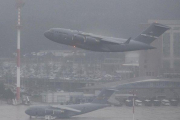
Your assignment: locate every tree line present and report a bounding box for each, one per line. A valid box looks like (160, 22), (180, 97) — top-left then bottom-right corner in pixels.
(0, 81), (15, 101)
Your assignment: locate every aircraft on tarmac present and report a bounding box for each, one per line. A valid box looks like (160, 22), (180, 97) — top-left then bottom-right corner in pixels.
(25, 89), (115, 119)
(44, 23), (170, 52)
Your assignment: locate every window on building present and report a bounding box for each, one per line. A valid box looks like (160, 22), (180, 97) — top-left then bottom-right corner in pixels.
(163, 60), (170, 70)
(144, 59), (147, 63)
(57, 95), (66, 103)
(173, 33), (180, 57)
(146, 72), (152, 76)
(149, 72), (151, 76)
(152, 72), (154, 76)
(163, 33), (170, 57)
(173, 27), (180, 30)
(144, 65), (147, 69)
(42, 95), (47, 102)
(174, 60), (180, 70)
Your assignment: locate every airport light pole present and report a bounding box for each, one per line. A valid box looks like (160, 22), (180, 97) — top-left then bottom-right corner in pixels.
(132, 90), (137, 120)
(133, 90), (135, 120)
(16, 0), (25, 101)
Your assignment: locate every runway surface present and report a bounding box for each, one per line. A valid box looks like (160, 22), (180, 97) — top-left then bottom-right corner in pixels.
(0, 104), (180, 120)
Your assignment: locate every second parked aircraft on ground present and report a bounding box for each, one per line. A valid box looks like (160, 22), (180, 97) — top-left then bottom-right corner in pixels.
(25, 89), (115, 119)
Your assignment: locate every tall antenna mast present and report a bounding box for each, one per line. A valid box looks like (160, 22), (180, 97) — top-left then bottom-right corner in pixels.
(16, 0), (24, 101)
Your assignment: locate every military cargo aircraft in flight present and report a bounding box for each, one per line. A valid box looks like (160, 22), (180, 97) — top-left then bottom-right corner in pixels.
(44, 23), (170, 52)
(25, 89), (115, 119)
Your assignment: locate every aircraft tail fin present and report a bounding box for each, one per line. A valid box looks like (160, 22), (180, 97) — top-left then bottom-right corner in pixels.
(124, 37), (131, 44)
(134, 23), (170, 44)
(92, 89), (115, 104)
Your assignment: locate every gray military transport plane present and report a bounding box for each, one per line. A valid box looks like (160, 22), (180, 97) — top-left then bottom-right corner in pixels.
(25, 89), (115, 119)
(44, 23), (170, 52)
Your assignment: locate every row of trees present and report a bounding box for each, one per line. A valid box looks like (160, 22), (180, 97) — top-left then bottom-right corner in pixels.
(0, 81), (15, 101)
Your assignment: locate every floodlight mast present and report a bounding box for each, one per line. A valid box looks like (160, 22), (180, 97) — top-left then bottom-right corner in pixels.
(16, 0), (24, 101)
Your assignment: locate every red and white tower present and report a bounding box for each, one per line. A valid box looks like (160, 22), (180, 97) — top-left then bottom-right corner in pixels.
(16, 0), (24, 101)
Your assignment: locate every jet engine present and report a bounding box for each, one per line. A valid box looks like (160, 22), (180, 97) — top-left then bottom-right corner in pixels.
(73, 34), (85, 42)
(53, 110), (64, 116)
(85, 36), (100, 44)
(45, 109), (53, 115)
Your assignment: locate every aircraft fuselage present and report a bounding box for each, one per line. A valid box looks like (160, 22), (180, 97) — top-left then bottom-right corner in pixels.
(44, 28), (154, 52)
(25, 103), (108, 118)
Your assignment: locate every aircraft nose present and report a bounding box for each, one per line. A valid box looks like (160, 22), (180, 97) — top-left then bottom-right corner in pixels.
(44, 30), (50, 38)
(25, 108), (31, 115)
(44, 30), (53, 39)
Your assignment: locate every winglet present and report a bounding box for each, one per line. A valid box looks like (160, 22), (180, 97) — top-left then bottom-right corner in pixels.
(124, 37), (131, 44)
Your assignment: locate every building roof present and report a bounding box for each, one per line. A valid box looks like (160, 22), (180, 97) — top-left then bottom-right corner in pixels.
(80, 77), (156, 90)
(115, 78), (180, 89)
(148, 20), (180, 25)
(80, 77), (180, 90)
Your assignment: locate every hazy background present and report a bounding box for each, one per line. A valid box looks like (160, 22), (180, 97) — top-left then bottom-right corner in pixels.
(0, 0), (180, 56)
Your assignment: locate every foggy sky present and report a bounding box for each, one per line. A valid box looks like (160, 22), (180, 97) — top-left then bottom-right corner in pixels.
(0, 0), (180, 56)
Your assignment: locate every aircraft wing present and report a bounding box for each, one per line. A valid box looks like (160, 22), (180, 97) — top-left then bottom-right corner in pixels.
(100, 38), (126, 44)
(78, 32), (126, 44)
(51, 105), (81, 113)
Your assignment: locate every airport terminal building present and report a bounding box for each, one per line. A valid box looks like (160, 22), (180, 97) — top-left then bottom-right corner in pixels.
(139, 20), (180, 78)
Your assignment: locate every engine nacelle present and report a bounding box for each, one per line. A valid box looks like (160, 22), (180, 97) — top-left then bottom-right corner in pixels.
(45, 109), (53, 115)
(73, 34), (85, 42)
(53, 110), (65, 115)
(85, 36), (100, 44)
(45, 109), (64, 116)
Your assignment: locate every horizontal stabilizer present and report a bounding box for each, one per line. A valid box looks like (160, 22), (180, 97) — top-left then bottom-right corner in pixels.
(134, 23), (170, 44)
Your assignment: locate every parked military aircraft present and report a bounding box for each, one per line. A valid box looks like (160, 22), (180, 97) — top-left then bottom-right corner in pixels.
(44, 23), (170, 52)
(25, 89), (115, 119)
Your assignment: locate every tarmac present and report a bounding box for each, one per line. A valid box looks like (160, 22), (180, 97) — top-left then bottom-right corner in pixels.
(0, 103), (180, 120)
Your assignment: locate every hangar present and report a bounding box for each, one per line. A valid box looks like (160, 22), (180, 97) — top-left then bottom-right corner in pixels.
(81, 77), (180, 99)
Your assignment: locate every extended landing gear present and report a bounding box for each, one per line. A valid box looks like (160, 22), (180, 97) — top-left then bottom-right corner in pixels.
(29, 116), (37, 119)
(29, 115), (55, 120)
(45, 115), (56, 120)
